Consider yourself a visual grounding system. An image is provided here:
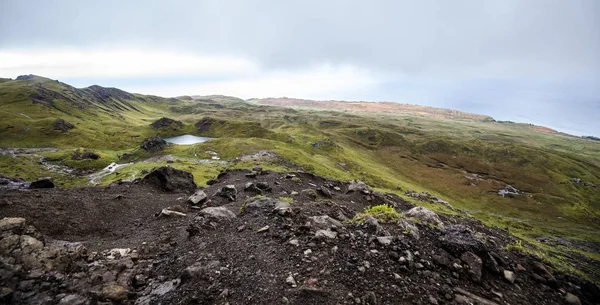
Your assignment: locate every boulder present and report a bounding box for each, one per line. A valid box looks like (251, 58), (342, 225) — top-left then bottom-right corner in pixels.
(347, 180), (372, 193)
(404, 206), (443, 227)
(140, 136), (167, 152)
(29, 177), (54, 189)
(150, 117), (183, 129)
(140, 166), (196, 192)
(218, 185), (237, 201)
(199, 207), (236, 220)
(439, 225), (486, 257)
(0, 217), (26, 234)
(53, 118), (75, 132)
(461, 251), (483, 282)
(308, 216), (343, 230)
(97, 284), (128, 302)
(187, 190), (208, 206)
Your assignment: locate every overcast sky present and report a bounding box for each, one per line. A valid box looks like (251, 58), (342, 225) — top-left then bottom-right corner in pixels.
(1, 0), (599, 136)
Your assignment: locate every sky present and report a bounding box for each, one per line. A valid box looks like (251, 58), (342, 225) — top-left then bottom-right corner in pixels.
(0, 0), (599, 136)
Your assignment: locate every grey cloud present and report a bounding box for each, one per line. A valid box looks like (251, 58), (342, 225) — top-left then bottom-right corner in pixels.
(1, 0), (599, 76)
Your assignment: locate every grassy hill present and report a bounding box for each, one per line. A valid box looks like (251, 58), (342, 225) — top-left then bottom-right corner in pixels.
(1, 75), (599, 281)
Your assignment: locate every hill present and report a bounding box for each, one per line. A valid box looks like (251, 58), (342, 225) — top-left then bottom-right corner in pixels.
(0, 75), (599, 292)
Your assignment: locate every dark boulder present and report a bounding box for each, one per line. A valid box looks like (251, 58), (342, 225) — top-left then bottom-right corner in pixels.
(71, 149), (100, 160)
(29, 177), (55, 189)
(140, 166), (196, 192)
(141, 136), (167, 153)
(151, 117), (183, 129)
(53, 118), (75, 133)
(195, 117), (224, 133)
(438, 225), (486, 257)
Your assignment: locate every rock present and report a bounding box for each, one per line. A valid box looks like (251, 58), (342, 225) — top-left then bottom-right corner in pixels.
(58, 294), (89, 305)
(29, 177), (55, 189)
(256, 181), (271, 192)
(0, 287), (13, 302)
(453, 288), (499, 305)
(188, 190), (208, 205)
(244, 182), (262, 194)
(199, 207), (236, 220)
(274, 200), (292, 216)
(317, 187), (332, 198)
(182, 262), (206, 280)
(308, 216), (343, 230)
(347, 180), (372, 193)
(71, 149), (100, 160)
(140, 136), (167, 152)
(0, 217), (26, 234)
(150, 117), (183, 129)
(152, 279), (181, 296)
(289, 239), (299, 246)
(565, 293), (582, 305)
(315, 229), (337, 239)
(218, 185), (237, 201)
(290, 191), (299, 196)
(301, 189), (318, 200)
(439, 225), (486, 257)
(98, 284), (128, 302)
(432, 249), (453, 267)
(159, 209), (187, 217)
(141, 166), (197, 192)
(503, 270), (515, 284)
(286, 274), (297, 287)
(376, 236), (394, 246)
(429, 295), (439, 305)
(460, 251), (483, 282)
(362, 215), (389, 235)
(397, 218), (420, 239)
(404, 206), (443, 227)
(257, 225), (270, 233)
(53, 118), (75, 132)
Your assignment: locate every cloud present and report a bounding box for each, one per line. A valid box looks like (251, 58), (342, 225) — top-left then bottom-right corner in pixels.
(128, 64), (380, 99)
(0, 49), (258, 78)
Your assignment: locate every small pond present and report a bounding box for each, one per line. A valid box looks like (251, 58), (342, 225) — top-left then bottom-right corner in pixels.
(164, 135), (213, 145)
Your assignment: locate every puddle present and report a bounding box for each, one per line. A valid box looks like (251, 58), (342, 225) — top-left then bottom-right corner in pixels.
(164, 135), (213, 145)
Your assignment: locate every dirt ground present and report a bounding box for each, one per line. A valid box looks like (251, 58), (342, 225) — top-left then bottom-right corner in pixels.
(0, 168), (599, 304)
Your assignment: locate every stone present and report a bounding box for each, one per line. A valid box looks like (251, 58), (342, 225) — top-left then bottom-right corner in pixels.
(404, 206), (443, 227)
(289, 239), (299, 246)
(141, 166), (196, 192)
(398, 218), (420, 239)
(256, 181), (271, 192)
(244, 182), (262, 194)
(460, 251), (483, 282)
(317, 187), (332, 198)
(182, 262), (206, 280)
(286, 274), (297, 287)
(159, 209), (187, 217)
(308, 216), (343, 230)
(187, 190), (208, 205)
(257, 225), (270, 233)
(315, 229), (337, 239)
(0, 217), (26, 234)
(30, 177), (55, 189)
(347, 180), (372, 193)
(58, 294), (89, 305)
(439, 225), (487, 257)
(98, 284), (128, 302)
(199, 207), (236, 220)
(218, 185), (237, 201)
(376, 236), (394, 246)
(274, 200), (292, 216)
(503, 270), (515, 284)
(565, 293), (582, 305)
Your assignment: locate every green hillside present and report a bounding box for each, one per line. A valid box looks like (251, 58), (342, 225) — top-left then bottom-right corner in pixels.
(1, 75), (599, 281)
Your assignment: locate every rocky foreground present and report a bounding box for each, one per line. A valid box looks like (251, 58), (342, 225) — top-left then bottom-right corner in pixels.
(0, 167), (598, 304)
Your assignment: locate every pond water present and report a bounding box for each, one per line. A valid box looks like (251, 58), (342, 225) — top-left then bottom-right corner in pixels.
(164, 135), (213, 145)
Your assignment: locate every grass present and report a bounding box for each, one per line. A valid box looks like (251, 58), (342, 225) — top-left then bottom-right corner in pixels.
(351, 204), (402, 223)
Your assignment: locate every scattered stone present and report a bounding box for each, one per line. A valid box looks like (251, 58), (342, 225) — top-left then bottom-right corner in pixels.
(199, 207), (236, 220)
(461, 251), (483, 282)
(141, 166), (196, 192)
(218, 185), (237, 201)
(404, 206), (443, 227)
(315, 229), (337, 239)
(565, 293), (582, 305)
(257, 225), (270, 233)
(188, 190), (208, 205)
(376, 236), (394, 246)
(97, 284), (128, 302)
(29, 177), (54, 189)
(503, 270), (515, 284)
(439, 225), (487, 257)
(286, 274), (297, 287)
